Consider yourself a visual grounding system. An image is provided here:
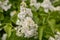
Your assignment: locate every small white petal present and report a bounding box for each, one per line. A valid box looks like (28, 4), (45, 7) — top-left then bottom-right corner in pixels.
(10, 11), (16, 16)
(49, 37), (55, 40)
(16, 19), (20, 25)
(2, 34), (7, 40)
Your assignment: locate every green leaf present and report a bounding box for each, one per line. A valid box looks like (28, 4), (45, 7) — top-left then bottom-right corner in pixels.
(37, 0), (43, 3)
(39, 26), (45, 40)
(43, 26), (55, 39)
(31, 6), (36, 12)
(0, 13), (4, 20)
(48, 19), (56, 33)
(11, 13), (18, 23)
(0, 8), (3, 12)
(55, 24), (60, 32)
(52, 0), (60, 7)
(4, 23), (12, 37)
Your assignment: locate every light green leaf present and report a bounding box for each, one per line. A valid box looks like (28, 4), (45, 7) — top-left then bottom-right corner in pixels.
(0, 13), (4, 20)
(11, 14), (18, 23)
(4, 23), (12, 37)
(0, 8), (3, 12)
(48, 19), (56, 33)
(39, 26), (45, 40)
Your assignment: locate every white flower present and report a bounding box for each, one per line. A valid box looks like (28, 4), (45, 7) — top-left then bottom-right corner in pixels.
(25, 8), (33, 17)
(20, 6), (26, 12)
(10, 11), (16, 16)
(19, 2), (33, 20)
(30, 0), (40, 10)
(16, 19), (20, 25)
(0, 0), (11, 11)
(55, 6), (60, 11)
(18, 12), (26, 20)
(15, 1), (38, 38)
(44, 9), (49, 13)
(49, 32), (60, 40)
(1, 4), (11, 11)
(15, 17), (38, 38)
(55, 34), (60, 40)
(2, 34), (7, 40)
(20, 1), (26, 7)
(41, 0), (55, 12)
(24, 30), (34, 37)
(49, 36), (55, 40)
(33, 3), (40, 10)
(41, 0), (51, 11)
(18, 6), (33, 20)
(0, 28), (2, 31)
(30, 0), (37, 6)
(3, 0), (9, 5)
(57, 32), (60, 35)
(0, 0), (8, 5)
(41, 0), (51, 7)
(16, 27), (23, 36)
(24, 17), (35, 26)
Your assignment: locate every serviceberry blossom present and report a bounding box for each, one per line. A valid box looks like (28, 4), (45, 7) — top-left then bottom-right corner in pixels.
(41, 0), (55, 13)
(41, 0), (60, 12)
(1, 34), (7, 40)
(0, 0), (11, 11)
(18, 1), (33, 20)
(15, 1), (38, 38)
(16, 19), (20, 25)
(10, 11), (16, 17)
(30, 0), (37, 6)
(16, 17), (38, 37)
(30, 0), (60, 13)
(30, 0), (40, 10)
(49, 32), (60, 40)
(55, 6), (60, 11)
(49, 36), (55, 40)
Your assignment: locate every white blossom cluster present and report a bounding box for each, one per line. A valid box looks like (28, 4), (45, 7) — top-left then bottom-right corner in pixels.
(0, 0), (11, 11)
(41, 0), (60, 13)
(49, 32), (60, 40)
(30, 0), (60, 13)
(15, 1), (38, 38)
(30, 0), (40, 10)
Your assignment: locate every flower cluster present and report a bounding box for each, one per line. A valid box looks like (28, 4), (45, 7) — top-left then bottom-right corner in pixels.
(30, 0), (60, 13)
(30, 0), (40, 10)
(0, 0), (11, 11)
(49, 32), (60, 40)
(41, 0), (60, 13)
(15, 1), (38, 38)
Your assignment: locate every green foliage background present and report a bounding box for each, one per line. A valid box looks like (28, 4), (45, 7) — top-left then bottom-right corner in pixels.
(0, 0), (60, 40)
